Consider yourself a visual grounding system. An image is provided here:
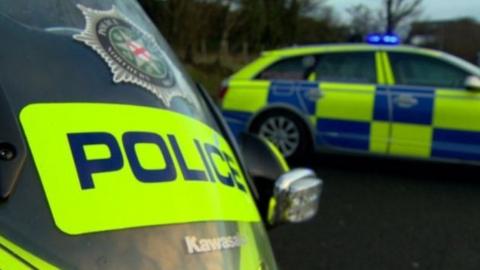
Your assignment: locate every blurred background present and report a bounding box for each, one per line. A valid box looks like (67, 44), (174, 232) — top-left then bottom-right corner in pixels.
(138, 1), (480, 269)
(138, 0), (480, 97)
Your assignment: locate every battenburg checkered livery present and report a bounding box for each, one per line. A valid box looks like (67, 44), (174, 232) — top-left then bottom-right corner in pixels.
(221, 44), (480, 163)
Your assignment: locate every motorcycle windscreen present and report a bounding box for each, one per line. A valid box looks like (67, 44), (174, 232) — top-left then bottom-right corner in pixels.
(0, 2), (277, 269)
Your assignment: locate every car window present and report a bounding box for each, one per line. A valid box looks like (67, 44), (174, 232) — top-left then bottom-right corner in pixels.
(389, 52), (469, 88)
(314, 52), (376, 84)
(258, 55), (315, 80)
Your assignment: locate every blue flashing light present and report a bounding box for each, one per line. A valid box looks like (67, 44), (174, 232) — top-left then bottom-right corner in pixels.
(366, 33), (401, 45)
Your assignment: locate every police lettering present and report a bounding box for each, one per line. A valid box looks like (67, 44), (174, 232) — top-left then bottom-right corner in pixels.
(67, 132), (246, 192)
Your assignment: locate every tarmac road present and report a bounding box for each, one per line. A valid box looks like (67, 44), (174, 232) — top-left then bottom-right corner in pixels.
(269, 153), (480, 270)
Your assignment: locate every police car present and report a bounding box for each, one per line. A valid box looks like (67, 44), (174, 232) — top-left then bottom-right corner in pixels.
(221, 36), (480, 163)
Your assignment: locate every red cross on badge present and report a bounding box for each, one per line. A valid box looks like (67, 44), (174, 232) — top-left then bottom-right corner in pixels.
(128, 41), (151, 62)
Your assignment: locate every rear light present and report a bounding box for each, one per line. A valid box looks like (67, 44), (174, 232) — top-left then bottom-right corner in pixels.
(219, 86), (228, 101)
(219, 80), (229, 102)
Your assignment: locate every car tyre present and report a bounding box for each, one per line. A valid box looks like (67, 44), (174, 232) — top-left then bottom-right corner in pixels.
(250, 110), (311, 165)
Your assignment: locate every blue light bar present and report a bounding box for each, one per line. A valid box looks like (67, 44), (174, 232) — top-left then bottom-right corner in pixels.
(366, 33), (400, 45)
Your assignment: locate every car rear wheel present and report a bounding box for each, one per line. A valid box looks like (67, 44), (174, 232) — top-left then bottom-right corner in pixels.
(251, 111), (311, 164)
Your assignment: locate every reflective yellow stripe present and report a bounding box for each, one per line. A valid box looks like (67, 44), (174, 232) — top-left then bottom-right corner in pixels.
(389, 124), (432, 157)
(381, 52), (395, 85)
(222, 81), (270, 113)
(308, 72), (316, 82)
(375, 52), (386, 84)
(0, 248), (31, 270)
(267, 197), (277, 225)
(264, 140), (289, 172)
(434, 89), (480, 131)
(316, 83), (375, 121)
(0, 236), (58, 269)
(369, 121), (389, 154)
(21, 103), (260, 235)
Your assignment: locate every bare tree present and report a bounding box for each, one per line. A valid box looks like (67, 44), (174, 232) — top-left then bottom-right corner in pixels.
(383, 0), (422, 33)
(347, 4), (379, 38)
(295, 0), (324, 17)
(219, 0), (243, 59)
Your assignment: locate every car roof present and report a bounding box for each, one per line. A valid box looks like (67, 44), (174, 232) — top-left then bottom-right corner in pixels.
(263, 43), (442, 58)
(230, 43), (472, 81)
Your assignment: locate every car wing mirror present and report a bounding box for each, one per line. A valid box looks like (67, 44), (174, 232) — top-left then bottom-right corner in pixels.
(239, 133), (323, 228)
(465, 76), (480, 91)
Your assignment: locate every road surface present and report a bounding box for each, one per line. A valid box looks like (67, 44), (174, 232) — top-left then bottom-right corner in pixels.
(270, 153), (480, 270)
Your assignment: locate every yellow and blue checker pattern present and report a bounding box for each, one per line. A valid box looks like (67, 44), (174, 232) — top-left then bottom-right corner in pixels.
(223, 79), (480, 163)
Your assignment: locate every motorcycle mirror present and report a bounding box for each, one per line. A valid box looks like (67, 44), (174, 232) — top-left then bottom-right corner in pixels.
(239, 133), (322, 227)
(465, 75), (480, 91)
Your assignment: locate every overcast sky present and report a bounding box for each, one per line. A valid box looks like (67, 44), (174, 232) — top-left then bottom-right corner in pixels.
(332, 0), (480, 21)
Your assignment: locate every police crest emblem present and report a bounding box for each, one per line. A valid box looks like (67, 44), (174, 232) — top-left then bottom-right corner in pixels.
(74, 5), (184, 106)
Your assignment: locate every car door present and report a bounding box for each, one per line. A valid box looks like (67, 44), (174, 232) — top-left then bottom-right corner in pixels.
(313, 51), (389, 154)
(259, 55), (319, 121)
(385, 51), (480, 161)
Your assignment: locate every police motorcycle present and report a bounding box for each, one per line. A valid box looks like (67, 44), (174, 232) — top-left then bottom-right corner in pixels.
(0, 1), (322, 269)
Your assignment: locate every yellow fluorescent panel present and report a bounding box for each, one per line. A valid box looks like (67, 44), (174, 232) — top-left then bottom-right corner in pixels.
(21, 103), (260, 235)
(369, 121), (389, 154)
(316, 84), (375, 121)
(0, 235), (58, 269)
(222, 81), (270, 113)
(389, 124), (432, 158)
(434, 90), (480, 131)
